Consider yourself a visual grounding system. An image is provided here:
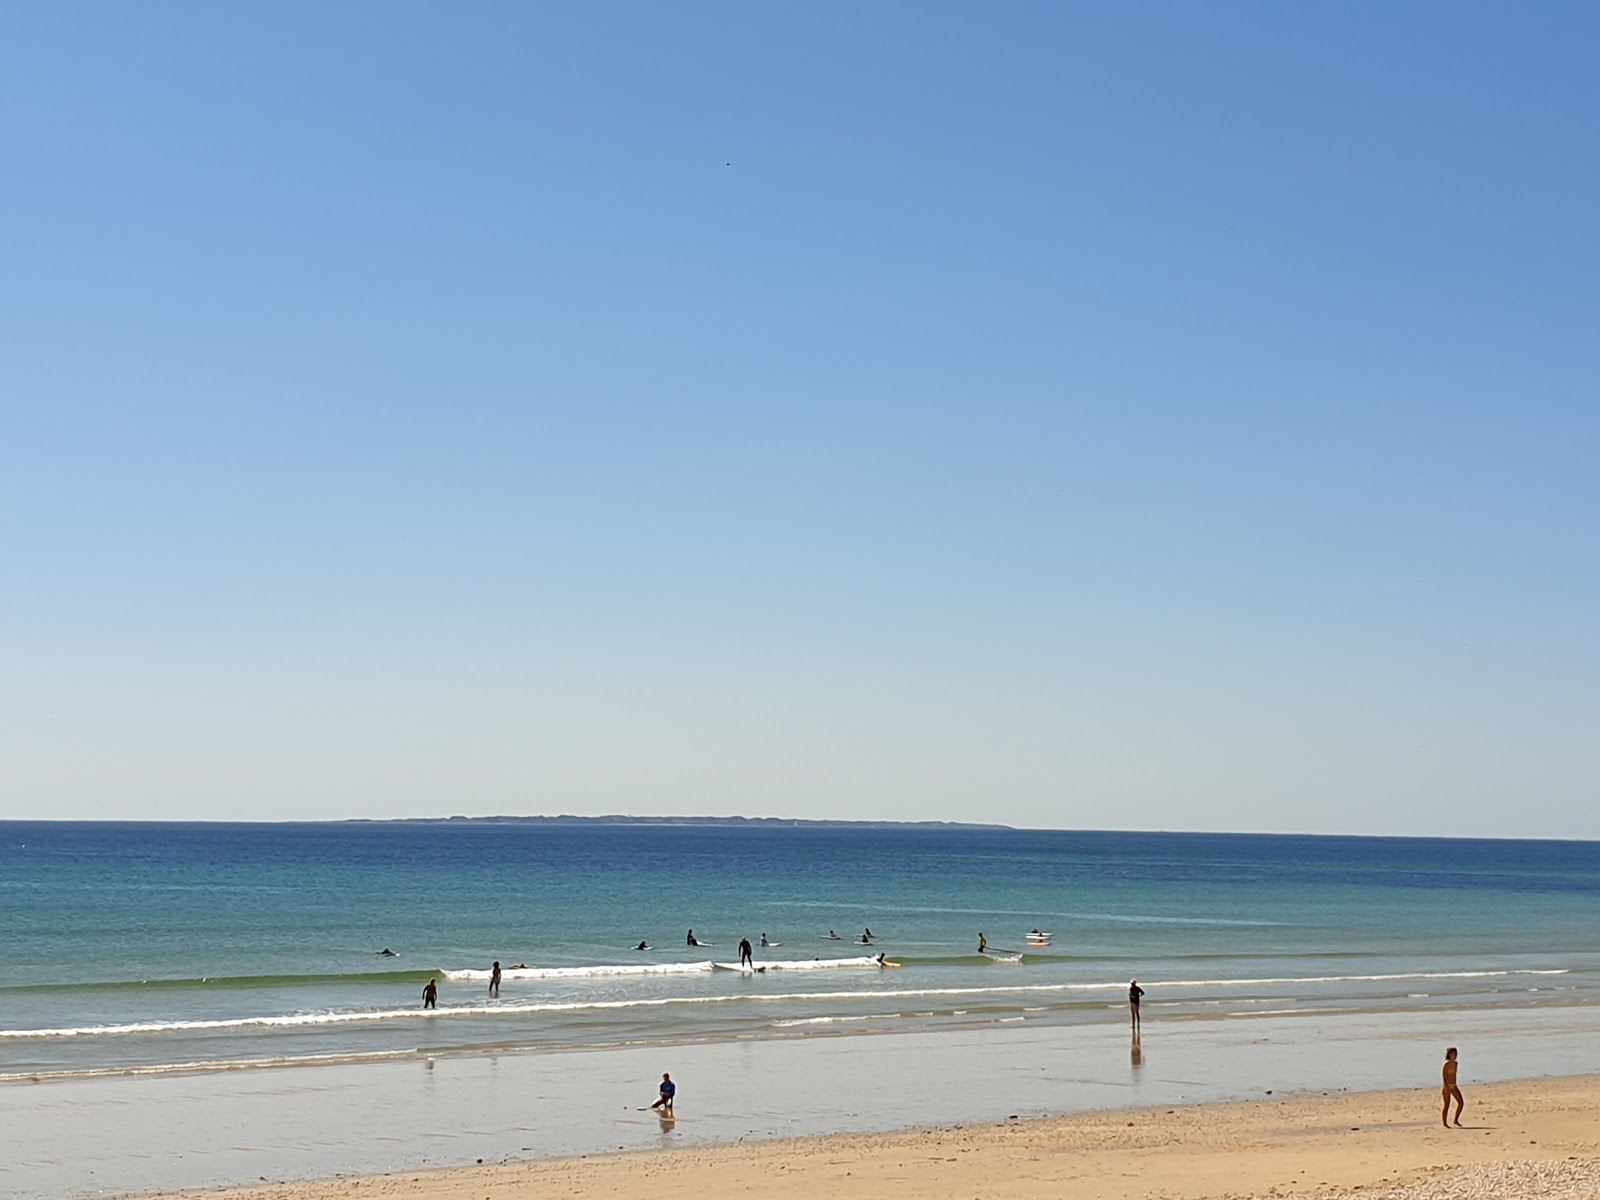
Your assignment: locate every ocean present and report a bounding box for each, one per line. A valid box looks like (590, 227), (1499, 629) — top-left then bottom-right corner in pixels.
(3, 820), (1596, 1082)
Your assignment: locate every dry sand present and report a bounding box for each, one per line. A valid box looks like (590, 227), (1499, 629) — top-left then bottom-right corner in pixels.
(144, 1073), (1599, 1200)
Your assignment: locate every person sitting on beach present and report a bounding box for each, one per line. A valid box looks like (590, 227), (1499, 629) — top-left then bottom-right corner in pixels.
(649, 1072), (676, 1113)
(422, 978), (438, 1009)
(1129, 979), (1145, 1032)
(687, 929), (700, 947)
(1442, 1047), (1464, 1127)
(489, 961), (501, 998)
(738, 937), (753, 967)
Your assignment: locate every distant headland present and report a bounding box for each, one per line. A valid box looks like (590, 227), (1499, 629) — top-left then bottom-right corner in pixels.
(342, 814), (1013, 830)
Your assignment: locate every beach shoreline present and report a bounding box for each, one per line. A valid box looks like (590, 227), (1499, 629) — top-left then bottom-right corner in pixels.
(132, 1073), (1600, 1200)
(6, 1000), (1599, 1199)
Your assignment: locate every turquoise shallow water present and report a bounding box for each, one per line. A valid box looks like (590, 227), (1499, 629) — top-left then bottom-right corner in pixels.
(1, 821), (1596, 1078)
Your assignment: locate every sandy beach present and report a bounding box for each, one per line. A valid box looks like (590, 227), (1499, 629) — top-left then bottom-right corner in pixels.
(139, 1073), (1599, 1200)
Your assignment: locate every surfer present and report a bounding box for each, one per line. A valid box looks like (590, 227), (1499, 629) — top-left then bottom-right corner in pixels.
(1129, 979), (1144, 1032)
(687, 929), (701, 947)
(422, 978), (438, 1009)
(825, 929), (840, 939)
(376, 948), (397, 957)
(1442, 1047), (1464, 1127)
(760, 932), (771, 947)
(636, 940), (651, 951)
(489, 961), (501, 998)
(649, 1072), (676, 1113)
(977, 933), (987, 954)
(738, 937), (753, 967)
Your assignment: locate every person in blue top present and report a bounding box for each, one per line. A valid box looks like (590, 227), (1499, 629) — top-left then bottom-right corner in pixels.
(649, 1072), (676, 1113)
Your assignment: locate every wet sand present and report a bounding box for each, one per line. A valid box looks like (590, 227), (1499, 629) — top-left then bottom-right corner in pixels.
(6, 1003), (1599, 1197)
(142, 1073), (1600, 1200)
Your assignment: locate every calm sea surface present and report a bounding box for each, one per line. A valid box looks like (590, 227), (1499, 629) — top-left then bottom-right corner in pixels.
(2, 822), (1596, 1079)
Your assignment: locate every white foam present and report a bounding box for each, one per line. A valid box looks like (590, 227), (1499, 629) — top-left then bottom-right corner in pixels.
(0, 968), (1569, 1042)
(443, 962), (714, 982)
(711, 957), (882, 973)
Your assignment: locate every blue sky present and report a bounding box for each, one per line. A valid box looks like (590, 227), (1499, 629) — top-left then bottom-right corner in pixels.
(2, 4), (1596, 834)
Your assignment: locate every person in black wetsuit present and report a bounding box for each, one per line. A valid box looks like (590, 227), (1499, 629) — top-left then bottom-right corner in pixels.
(422, 978), (438, 1009)
(687, 929), (700, 946)
(1129, 979), (1145, 1032)
(738, 937), (753, 967)
(489, 962), (501, 998)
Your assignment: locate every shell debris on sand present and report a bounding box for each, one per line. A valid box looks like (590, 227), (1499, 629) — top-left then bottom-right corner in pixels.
(1288, 1158), (1600, 1200)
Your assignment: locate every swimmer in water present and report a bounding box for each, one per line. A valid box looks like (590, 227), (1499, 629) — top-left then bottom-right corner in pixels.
(421, 978), (438, 1009)
(1442, 1047), (1464, 1127)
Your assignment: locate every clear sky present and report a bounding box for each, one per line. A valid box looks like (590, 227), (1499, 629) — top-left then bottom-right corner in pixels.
(2, 4), (1596, 836)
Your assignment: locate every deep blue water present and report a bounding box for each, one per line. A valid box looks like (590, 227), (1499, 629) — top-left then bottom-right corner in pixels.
(2, 821), (1596, 1077)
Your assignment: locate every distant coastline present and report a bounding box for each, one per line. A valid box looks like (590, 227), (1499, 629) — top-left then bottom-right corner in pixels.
(340, 814), (1013, 830)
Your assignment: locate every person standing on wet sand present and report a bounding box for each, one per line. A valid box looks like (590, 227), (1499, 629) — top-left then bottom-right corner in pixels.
(1129, 979), (1145, 1032)
(1442, 1047), (1464, 1127)
(422, 978), (438, 1009)
(738, 937), (753, 967)
(489, 961), (501, 998)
